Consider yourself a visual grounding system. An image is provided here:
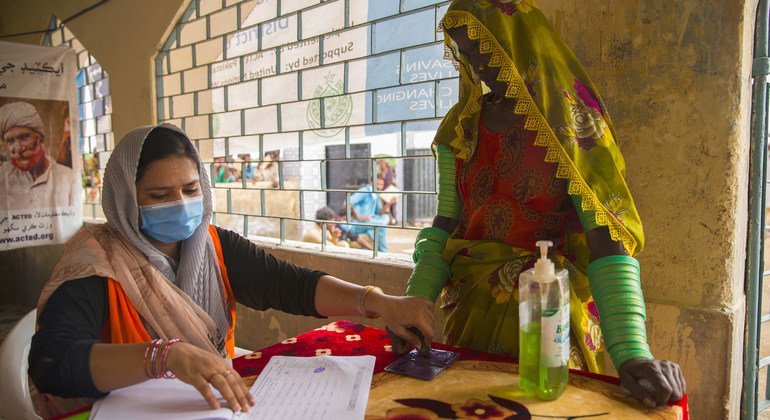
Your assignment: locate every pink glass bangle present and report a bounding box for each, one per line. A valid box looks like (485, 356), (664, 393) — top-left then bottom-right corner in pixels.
(143, 340), (153, 378)
(161, 339), (182, 379)
(144, 339), (162, 379)
(150, 339), (163, 378)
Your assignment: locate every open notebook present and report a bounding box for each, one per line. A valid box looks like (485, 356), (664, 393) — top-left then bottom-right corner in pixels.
(90, 355), (376, 420)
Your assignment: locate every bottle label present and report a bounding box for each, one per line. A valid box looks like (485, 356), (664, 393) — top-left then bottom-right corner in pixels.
(541, 305), (570, 367)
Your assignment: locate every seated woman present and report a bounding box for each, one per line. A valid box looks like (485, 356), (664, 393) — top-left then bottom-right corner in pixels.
(28, 124), (434, 417)
(402, 0), (684, 408)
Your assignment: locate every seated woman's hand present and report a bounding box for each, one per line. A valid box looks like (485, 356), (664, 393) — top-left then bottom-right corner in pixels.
(370, 294), (435, 353)
(166, 342), (255, 413)
(618, 357), (685, 407)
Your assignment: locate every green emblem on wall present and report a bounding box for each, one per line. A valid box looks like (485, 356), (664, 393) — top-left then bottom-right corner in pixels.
(307, 73), (352, 137)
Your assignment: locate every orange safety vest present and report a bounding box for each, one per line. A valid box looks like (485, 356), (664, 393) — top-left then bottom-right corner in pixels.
(101, 225), (237, 358)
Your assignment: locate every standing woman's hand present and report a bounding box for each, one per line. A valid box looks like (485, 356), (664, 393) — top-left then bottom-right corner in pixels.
(368, 293), (435, 353)
(166, 342), (255, 413)
(618, 358), (686, 407)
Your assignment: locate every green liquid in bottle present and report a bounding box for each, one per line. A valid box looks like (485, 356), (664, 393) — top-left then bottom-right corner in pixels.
(519, 323), (568, 401)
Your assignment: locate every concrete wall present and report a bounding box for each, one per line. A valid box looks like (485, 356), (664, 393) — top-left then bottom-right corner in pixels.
(538, 1), (757, 418)
(0, 1), (758, 418)
(234, 246), (444, 351)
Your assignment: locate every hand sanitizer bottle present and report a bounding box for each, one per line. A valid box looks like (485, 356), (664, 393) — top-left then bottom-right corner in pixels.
(518, 240), (570, 400)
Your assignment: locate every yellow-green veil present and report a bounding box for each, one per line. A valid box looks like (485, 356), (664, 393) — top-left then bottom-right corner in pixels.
(435, 0), (644, 255)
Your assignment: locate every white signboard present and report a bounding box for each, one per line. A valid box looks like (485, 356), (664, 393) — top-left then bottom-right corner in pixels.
(0, 41), (82, 250)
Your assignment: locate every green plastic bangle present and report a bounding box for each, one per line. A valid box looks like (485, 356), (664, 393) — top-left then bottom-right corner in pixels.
(608, 342), (652, 356)
(610, 349), (653, 368)
(588, 255), (653, 368)
(591, 266), (640, 278)
(590, 274), (641, 285)
(600, 320), (648, 336)
(608, 342), (652, 355)
(570, 194), (600, 232)
(611, 346), (653, 358)
(590, 267), (640, 282)
(413, 227), (450, 263)
(599, 317), (647, 331)
(604, 333), (650, 347)
(598, 305), (647, 317)
(590, 279), (643, 299)
(414, 240), (443, 254)
(601, 303), (647, 316)
(595, 294), (646, 306)
(589, 255), (639, 274)
(591, 271), (640, 285)
(599, 315), (646, 328)
(435, 144), (460, 219)
(405, 253), (452, 302)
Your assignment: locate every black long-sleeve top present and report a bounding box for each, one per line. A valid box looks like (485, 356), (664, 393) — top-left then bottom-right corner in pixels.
(28, 227), (326, 398)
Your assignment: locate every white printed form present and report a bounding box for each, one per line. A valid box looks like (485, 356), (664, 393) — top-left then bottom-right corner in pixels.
(240, 355), (376, 420)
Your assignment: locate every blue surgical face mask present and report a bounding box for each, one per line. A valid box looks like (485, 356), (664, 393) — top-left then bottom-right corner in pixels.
(139, 195), (204, 243)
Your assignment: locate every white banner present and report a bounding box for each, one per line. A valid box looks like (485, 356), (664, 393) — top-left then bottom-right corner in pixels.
(0, 41), (82, 250)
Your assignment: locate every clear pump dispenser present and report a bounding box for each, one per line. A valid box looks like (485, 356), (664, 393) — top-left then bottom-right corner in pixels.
(518, 241), (570, 400)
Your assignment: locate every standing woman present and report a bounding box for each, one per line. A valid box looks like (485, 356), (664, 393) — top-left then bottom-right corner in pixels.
(403, 0), (685, 408)
(28, 124), (434, 417)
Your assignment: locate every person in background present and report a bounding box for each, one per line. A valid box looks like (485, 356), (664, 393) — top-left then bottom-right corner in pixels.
(349, 177), (390, 253)
(377, 157), (396, 189)
(82, 153), (101, 203)
(255, 150), (279, 188)
(377, 174), (400, 225)
(227, 155), (241, 182)
(401, 0), (684, 408)
(303, 206), (349, 247)
(239, 153), (255, 183)
(0, 101), (78, 210)
(28, 124), (434, 417)
(213, 156), (236, 183)
(337, 207), (374, 250)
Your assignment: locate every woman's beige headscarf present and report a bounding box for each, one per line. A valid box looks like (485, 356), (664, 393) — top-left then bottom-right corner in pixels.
(39, 123), (230, 352)
(100, 123), (230, 344)
(34, 123), (230, 418)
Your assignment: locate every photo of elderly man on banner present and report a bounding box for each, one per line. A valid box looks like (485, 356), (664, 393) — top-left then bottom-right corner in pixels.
(0, 40), (82, 250)
(0, 100), (78, 210)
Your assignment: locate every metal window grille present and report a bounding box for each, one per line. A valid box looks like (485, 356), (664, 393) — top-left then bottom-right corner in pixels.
(743, 0), (770, 418)
(42, 16), (114, 220)
(156, 0), (457, 258)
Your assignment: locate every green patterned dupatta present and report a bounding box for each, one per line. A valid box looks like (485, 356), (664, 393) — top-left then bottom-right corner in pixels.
(434, 0), (644, 255)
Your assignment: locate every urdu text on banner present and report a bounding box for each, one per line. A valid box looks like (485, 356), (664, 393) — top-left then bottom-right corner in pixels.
(0, 40), (83, 250)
